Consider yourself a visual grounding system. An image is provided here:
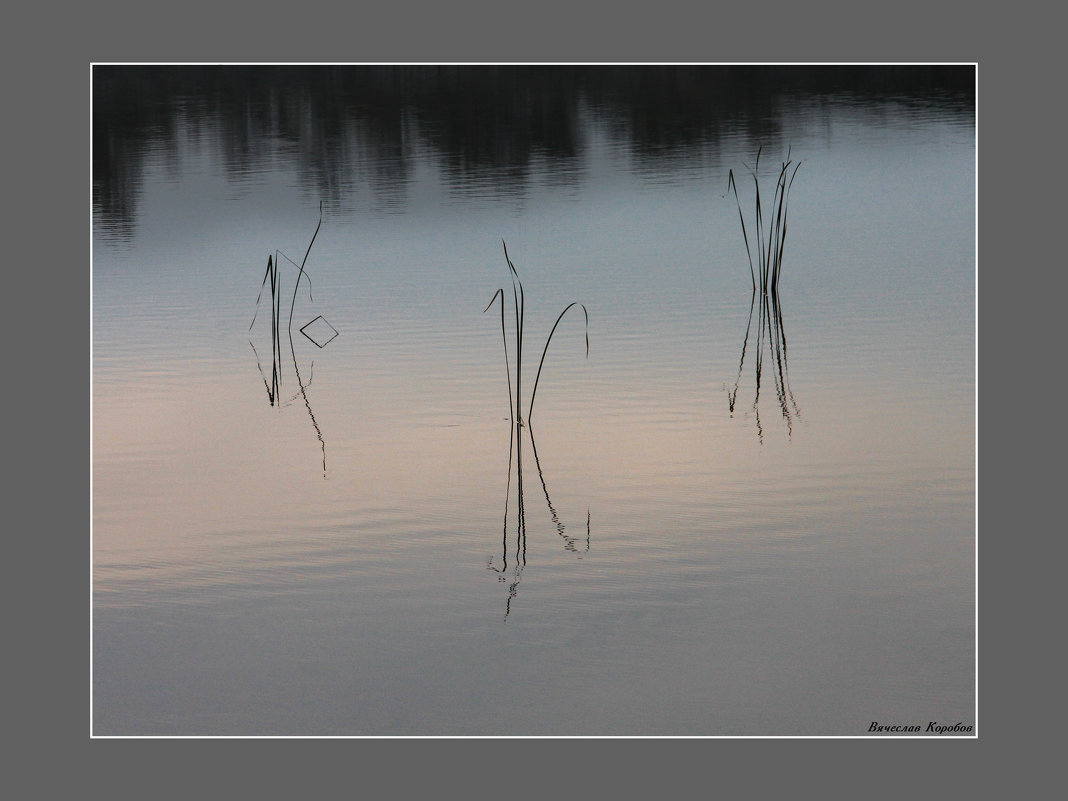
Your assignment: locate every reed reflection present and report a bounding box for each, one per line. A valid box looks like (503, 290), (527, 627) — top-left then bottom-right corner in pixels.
(248, 205), (334, 477)
(728, 286), (801, 442)
(93, 66), (975, 241)
(487, 422), (591, 619)
(530, 431), (591, 556)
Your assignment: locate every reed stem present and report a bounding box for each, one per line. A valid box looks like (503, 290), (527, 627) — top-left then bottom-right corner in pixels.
(485, 241), (588, 428)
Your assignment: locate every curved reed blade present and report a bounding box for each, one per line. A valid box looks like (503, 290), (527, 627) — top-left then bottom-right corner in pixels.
(768, 163), (790, 288)
(772, 160), (804, 290)
(249, 254), (276, 331)
(484, 287), (514, 423)
(728, 170), (756, 290)
(513, 280), (522, 420)
(502, 240), (525, 424)
(277, 249), (315, 302)
(527, 302), (589, 425)
(750, 167), (766, 293)
(502, 238), (519, 280)
(482, 287), (504, 315)
(288, 200), (323, 334)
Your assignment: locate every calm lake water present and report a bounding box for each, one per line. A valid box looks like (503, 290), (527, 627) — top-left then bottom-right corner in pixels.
(91, 66), (976, 736)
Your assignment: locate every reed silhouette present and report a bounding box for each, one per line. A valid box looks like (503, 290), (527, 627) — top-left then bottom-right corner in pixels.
(726, 146), (803, 297)
(483, 240), (588, 428)
(249, 203), (333, 476)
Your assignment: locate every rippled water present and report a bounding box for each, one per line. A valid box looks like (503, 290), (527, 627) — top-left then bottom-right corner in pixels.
(92, 67), (975, 736)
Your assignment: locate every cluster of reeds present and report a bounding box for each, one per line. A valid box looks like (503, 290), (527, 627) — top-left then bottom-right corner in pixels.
(726, 150), (802, 441)
(727, 146), (803, 297)
(482, 240), (591, 617)
(251, 203), (323, 347)
(249, 203), (329, 475)
(483, 240), (588, 429)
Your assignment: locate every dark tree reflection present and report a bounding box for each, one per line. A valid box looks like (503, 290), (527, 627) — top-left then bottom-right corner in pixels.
(92, 65), (974, 240)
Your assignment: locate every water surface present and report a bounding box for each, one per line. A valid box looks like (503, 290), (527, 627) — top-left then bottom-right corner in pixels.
(92, 66), (975, 736)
